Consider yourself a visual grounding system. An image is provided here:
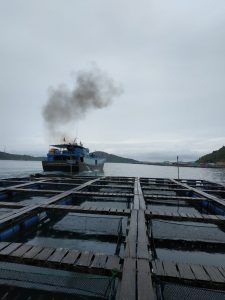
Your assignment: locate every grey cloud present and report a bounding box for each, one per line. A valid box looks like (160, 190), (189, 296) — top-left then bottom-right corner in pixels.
(0, 0), (225, 160)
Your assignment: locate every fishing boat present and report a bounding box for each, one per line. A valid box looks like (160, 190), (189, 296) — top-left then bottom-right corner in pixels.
(42, 141), (105, 173)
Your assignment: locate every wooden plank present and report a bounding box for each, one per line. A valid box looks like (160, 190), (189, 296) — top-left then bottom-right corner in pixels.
(124, 210), (137, 258)
(0, 202), (24, 209)
(137, 259), (156, 300)
(34, 247), (55, 261)
(147, 210), (225, 224)
(202, 214), (219, 221)
(137, 210), (149, 259)
(153, 260), (165, 276)
(11, 188), (60, 193)
(43, 205), (129, 216)
(216, 216), (225, 222)
(76, 251), (94, 267)
(10, 244), (33, 258)
(185, 213), (195, 219)
(91, 253), (107, 269)
(177, 263), (195, 280)
(6, 181), (41, 190)
(45, 177), (103, 206)
(151, 260), (157, 275)
(101, 207), (109, 213)
(124, 209), (131, 215)
(191, 212), (203, 219)
(163, 261), (180, 278)
(204, 265), (225, 283)
(190, 264), (210, 281)
(134, 179), (140, 210)
(0, 206), (39, 226)
(0, 207), (32, 223)
(23, 246), (43, 259)
(145, 195), (206, 201)
(0, 243), (22, 256)
(178, 212), (188, 219)
(172, 179), (225, 211)
(136, 178), (146, 210)
(105, 255), (121, 271)
(145, 209), (151, 216)
(118, 258), (136, 300)
(61, 249), (80, 265)
(217, 267), (225, 281)
(48, 248), (68, 263)
(0, 242), (10, 252)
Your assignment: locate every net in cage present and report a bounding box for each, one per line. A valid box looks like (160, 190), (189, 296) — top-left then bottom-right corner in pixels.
(157, 282), (225, 300)
(53, 213), (127, 236)
(0, 262), (118, 299)
(150, 219), (225, 243)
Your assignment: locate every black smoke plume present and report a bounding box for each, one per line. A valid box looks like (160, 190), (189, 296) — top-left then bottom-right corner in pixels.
(42, 66), (123, 138)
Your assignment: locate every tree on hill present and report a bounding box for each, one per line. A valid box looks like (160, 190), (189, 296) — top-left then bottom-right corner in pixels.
(197, 146), (225, 163)
(91, 151), (139, 164)
(0, 151), (44, 161)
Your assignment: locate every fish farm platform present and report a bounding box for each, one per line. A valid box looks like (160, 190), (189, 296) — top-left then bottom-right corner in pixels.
(0, 175), (225, 299)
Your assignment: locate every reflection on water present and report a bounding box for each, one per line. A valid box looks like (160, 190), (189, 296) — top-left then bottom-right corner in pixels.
(0, 160), (225, 183)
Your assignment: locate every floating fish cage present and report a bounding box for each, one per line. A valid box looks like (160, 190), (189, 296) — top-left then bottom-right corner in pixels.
(0, 175), (225, 299)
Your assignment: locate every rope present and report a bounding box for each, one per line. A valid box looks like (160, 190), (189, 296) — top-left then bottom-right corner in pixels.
(104, 268), (120, 299)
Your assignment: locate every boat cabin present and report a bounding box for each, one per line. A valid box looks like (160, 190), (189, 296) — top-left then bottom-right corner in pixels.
(47, 143), (89, 162)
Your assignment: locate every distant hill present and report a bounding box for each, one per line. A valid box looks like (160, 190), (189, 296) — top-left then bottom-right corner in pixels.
(197, 146), (225, 163)
(0, 151), (44, 161)
(91, 151), (140, 164)
(0, 150), (139, 164)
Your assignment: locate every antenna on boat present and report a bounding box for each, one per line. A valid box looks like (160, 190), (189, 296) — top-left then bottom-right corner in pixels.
(75, 122), (79, 140)
(177, 155), (180, 180)
(177, 155), (180, 214)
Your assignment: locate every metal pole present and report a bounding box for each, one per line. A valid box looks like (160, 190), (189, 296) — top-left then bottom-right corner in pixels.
(177, 155), (180, 179)
(70, 155), (72, 176)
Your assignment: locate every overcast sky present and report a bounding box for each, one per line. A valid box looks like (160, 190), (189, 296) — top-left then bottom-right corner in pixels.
(0, 0), (225, 161)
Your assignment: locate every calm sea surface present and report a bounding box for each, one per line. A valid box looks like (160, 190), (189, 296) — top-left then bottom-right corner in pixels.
(0, 160), (225, 184)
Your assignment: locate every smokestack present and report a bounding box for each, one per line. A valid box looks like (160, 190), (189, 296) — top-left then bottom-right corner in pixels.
(42, 65), (123, 138)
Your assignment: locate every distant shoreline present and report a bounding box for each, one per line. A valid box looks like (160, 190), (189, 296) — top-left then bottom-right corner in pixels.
(1, 150), (225, 169)
(1, 158), (225, 169)
(139, 162), (225, 169)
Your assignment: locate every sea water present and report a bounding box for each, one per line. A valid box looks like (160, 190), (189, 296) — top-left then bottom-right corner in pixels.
(0, 160), (225, 184)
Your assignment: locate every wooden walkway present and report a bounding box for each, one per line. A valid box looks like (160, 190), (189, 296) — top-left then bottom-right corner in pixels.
(145, 194), (206, 201)
(41, 204), (131, 216)
(0, 175), (225, 299)
(172, 179), (225, 208)
(152, 259), (225, 288)
(0, 242), (121, 276)
(145, 210), (225, 224)
(118, 179), (156, 300)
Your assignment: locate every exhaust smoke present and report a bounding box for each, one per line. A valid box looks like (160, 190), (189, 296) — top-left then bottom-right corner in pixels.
(42, 65), (123, 139)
